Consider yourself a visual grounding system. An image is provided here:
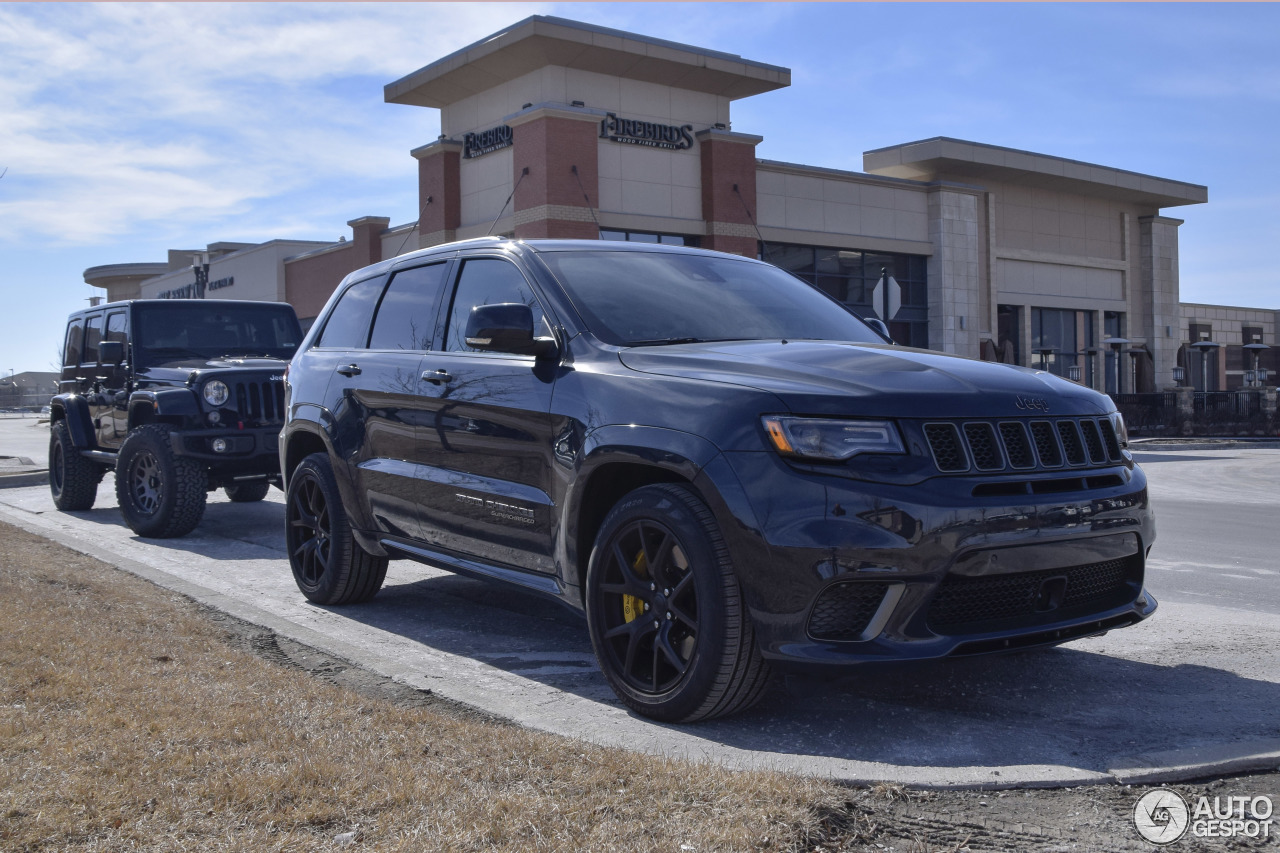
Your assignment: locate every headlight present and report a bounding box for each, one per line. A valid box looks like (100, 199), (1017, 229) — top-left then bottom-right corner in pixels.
(1109, 411), (1129, 448)
(762, 416), (905, 461)
(203, 380), (230, 407)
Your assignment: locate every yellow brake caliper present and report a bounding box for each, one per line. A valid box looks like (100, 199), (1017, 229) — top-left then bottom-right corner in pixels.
(622, 550), (649, 623)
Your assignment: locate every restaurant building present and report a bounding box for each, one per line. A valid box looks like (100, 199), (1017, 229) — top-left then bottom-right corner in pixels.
(86, 16), (1277, 392)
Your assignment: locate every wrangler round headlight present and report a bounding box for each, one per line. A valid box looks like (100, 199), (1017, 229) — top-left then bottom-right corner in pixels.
(762, 416), (905, 461)
(203, 380), (229, 407)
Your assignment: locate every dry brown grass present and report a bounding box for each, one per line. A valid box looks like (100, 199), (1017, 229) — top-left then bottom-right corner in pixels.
(0, 521), (869, 852)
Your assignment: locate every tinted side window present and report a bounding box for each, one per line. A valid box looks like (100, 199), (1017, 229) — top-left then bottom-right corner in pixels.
(82, 314), (104, 365)
(368, 263), (447, 351)
(64, 318), (85, 367)
(444, 259), (545, 353)
(105, 312), (128, 345)
(317, 277), (385, 349)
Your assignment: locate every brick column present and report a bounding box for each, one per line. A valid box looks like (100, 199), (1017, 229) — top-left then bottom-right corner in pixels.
(411, 139), (463, 249)
(347, 216), (389, 267)
(926, 184), (983, 357)
(507, 107), (600, 240)
(697, 129), (763, 257)
(1140, 215), (1184, 394)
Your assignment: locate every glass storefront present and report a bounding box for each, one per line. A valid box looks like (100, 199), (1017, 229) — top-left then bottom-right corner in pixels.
(1031, 307), (1096, 387)
(600, 229), (699, 247)
(759, 242), (928, 347)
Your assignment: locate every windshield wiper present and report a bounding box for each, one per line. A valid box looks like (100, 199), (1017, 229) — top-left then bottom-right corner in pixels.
(627, 337), (745, 347)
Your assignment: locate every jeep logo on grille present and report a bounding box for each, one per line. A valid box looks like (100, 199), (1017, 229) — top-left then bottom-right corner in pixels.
(1014, 395), (1050, 412)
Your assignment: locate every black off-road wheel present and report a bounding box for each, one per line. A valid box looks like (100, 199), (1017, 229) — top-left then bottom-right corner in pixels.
(224, 482), (270, 503)
(286, 453), (388, 605)
(114, 424), (208, 538)
(585, 483), (771, 722)
(49, 420), (101, 511)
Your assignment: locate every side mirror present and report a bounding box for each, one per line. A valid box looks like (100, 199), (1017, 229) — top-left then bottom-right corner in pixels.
(465, 303), (558, 359)
(100, 341), (125, 365)
(863, 317), (892, 343)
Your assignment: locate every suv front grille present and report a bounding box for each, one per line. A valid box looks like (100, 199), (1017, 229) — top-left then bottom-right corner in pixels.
(926, 555), (1141, 634)
(233, 379), (285, 425)
(922, 417), (1124, 474)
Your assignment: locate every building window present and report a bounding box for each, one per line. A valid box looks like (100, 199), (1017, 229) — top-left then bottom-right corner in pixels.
(759, 241), (928, 347)
(1031, 307), (1096, 385)
(599, 229), (699, 247)
(1103, 311), (1127, 394)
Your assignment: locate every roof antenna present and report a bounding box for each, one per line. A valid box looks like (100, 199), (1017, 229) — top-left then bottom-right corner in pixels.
(732, 183), (771, 263)
(488, 167), (529, 236)
(395, 196), (431, 258)
(570, 165), (600, 231)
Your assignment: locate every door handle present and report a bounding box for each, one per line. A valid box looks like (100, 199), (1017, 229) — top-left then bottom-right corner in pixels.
(336, 363), (362, 377)
(421, 368), (453, 385)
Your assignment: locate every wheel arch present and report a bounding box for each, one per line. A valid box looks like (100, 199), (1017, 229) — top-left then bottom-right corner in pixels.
(564, 426), (724, 602)
(49, 394), (94, 448)
(281, 424), (330, 493)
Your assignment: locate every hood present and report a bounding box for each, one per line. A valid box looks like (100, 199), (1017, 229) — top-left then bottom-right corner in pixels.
(618, 340), (1112, 419)
(136, 357), (289, 385)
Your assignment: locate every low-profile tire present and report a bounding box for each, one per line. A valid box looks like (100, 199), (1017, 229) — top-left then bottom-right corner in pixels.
(286, 453), (388, 605)
(585, 483), (771, 723)
(114, 424), (207, 538)
(49, 419), (101, 511)
(224, 482), (270, 503)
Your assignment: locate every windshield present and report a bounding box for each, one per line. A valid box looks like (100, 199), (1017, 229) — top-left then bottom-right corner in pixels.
(134, 303), (302, 364)
(537, 249), (886, 346)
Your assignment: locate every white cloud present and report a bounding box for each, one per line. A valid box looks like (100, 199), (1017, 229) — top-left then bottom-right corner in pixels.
(0, 2), (551, 245)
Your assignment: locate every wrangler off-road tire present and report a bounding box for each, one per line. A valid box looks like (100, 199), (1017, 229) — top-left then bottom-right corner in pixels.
(286, 453), (388, 605)
(49, 420), (101, 511)
(224, 482), (270, 503)
(585, 483), (771, 722)
(115, 424), (208, 538)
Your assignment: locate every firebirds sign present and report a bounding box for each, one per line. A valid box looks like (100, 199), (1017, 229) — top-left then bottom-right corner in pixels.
(599, 112), (695, 150)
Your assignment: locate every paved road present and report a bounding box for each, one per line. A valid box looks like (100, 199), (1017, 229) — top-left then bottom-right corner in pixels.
(2, 417), (1278, 789)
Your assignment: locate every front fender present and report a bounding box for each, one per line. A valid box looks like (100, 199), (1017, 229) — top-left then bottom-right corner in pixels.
(559, 425), (724, 592)
(130, 388), (200, 425)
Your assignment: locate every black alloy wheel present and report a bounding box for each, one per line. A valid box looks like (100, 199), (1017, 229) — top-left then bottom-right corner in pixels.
(114, 424), (207, 538)
(285, 453), (387, 605)
(585, 483), (770, 722)
(595, 517), (700, 695)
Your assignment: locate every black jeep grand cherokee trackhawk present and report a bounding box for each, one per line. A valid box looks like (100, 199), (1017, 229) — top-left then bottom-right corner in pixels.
(281, 238), (1156, 722)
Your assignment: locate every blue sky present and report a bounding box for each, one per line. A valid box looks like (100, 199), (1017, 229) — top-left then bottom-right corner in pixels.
(2, 2), (1278, 375)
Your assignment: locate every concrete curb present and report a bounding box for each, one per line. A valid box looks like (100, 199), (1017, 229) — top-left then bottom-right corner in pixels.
(0, 471), (48, 489)
(1131, 438), (1280, 451)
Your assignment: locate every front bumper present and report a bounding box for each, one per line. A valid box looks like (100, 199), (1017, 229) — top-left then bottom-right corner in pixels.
(704, 450), (1157, 669)
(169, 426), (282, 473)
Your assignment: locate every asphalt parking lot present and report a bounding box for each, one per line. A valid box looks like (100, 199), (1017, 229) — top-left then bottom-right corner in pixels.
(3, 415), (1279, 789)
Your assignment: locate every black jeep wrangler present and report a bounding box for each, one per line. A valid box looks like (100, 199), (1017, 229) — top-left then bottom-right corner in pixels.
(281, 238), (1156, 722)
(50, 299), (302, 537)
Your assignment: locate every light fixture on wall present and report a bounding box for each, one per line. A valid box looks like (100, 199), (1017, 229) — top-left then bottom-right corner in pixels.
(1172, 365), (1186, 386)
(1244, 342), (1270, 388)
